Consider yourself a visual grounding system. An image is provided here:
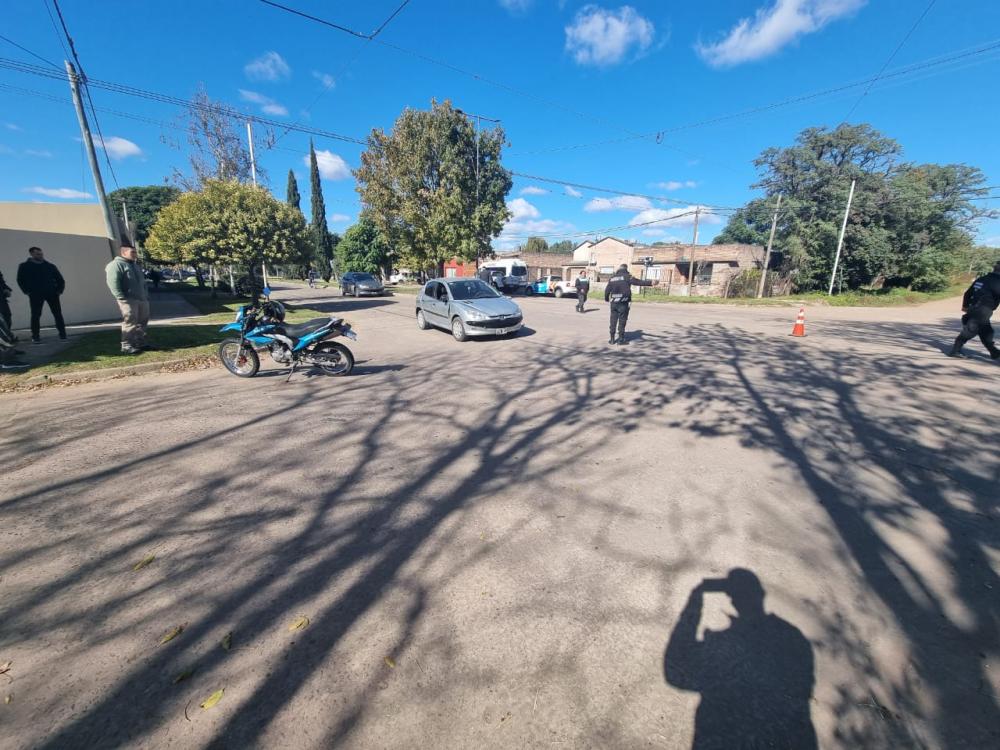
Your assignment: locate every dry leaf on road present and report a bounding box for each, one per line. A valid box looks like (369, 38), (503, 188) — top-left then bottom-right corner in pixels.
(221, 632), (232, 651)
(159, 625), (184, 645)
(288, 616), (310, 631)
(132, 554), (155, 571)
(173, 669), (195, 684)
(384, 656), (396, 669)
(200, 689), (224, 709)
(0, 662), (11, 675)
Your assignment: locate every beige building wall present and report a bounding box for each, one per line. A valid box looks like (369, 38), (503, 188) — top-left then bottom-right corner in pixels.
(0, 203), (121, 328)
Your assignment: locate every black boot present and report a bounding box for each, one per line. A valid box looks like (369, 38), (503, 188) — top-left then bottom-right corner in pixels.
(947, 337), (965, 357)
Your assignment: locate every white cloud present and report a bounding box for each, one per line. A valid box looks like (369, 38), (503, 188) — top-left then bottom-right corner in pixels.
(697, 0), (866, 67)
(312, 70), (336, 89)
(304, 150), (351, 180)
(565, 5), (655, 66)
(24, 149), (54, 158)
(23, 186), (93, 199)
(520, 185), (549, 196)
(240, 89), (288, 117)
(652, 180), (697, 191)
(629, 206), (723, 229)
(564, 185), (583, 198)
(497, 217), (577, 250)
(499, 0), (533, 12)
(4, 123), (21, 131)
(507, 197), (540, 220)
(93, 136), (142, 160)
(244, 51), (291, 81)
(584, 195), (651, 212)
(328, 213), (351, 223)
(641, 229), (683, 240)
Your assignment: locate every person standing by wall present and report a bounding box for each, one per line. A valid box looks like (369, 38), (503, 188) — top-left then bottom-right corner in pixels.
(603, 263), (653, 345)
(0, 268), (13, 333)
(574, 270), (590, 313)
(16, 246), (66, 344)
(105, 238), (153, 355)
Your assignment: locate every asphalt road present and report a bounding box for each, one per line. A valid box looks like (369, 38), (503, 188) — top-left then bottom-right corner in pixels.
(1, 288), (997, 749)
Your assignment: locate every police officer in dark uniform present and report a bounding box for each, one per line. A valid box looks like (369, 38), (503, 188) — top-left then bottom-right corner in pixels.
(948, 260), (1000, 360)
(603, 263), (653, 345)
(574, 270), (590, 313)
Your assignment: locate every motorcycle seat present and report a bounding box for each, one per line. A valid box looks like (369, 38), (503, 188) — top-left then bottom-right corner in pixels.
(281, 318), (333, 338)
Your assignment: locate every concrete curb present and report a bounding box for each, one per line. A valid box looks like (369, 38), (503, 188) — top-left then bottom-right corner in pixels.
(20, 357), (214, 386)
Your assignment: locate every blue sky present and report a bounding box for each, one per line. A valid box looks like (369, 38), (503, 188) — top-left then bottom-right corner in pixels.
(2, 0), (1000, 248)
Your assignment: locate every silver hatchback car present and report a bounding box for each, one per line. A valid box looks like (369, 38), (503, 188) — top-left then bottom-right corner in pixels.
(416, 278), (524, 341)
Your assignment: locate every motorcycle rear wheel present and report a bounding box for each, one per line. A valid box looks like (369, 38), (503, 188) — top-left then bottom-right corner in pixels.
(219, 338), (260, 377)
(312, 341), (354, 376)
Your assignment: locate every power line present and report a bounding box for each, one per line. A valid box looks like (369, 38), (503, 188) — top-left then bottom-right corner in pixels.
(518, 37), (1000, 155)
(271, 0), (411, 147)
(0, 33), (60, 70)
(42, 0), (71, 62)
(843, 0), (937, 122)
(0, 57), (368, 145)
(259, 0), (644, 141)
(502, 209), (711, 241)
(510, 171), (737, 211)
(50, 0), (120, 190)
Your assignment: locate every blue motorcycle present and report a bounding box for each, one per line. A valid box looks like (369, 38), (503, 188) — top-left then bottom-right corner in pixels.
(218, 300), (356, 379)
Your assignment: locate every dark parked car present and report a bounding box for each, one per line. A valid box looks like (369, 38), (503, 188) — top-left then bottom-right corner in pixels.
(340, 272), (385, 297)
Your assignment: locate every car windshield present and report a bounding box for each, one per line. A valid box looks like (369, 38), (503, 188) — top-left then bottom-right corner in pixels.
(355, 273), (377, 282)
(448, 279), (500, 300)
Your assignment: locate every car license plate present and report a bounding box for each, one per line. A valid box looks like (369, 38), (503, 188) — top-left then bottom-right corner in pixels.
(496, 327), (511, 335)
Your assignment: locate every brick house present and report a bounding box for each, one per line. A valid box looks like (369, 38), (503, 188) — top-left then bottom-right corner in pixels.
(562, 236), (765, 296)
(514, 252), (575, 280)
(442, 258), (477, 278)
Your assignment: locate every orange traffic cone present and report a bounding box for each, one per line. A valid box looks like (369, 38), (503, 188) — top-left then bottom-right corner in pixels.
(791, 307), (806, 337)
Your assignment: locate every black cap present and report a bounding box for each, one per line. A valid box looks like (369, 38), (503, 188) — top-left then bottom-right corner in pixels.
(618, 263), (628, 270)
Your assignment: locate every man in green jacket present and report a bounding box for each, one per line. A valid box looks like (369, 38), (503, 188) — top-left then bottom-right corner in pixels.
(105, 238), (153, 354)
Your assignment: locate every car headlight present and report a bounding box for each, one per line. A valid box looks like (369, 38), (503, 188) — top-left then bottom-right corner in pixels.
(464, 308), (487, 321)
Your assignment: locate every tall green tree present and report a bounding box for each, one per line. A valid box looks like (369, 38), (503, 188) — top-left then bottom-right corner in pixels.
(108, 185), (181, 246)
(335, 214), (395, 276)
(715, 124), (995, 292)
(308, 140), (334, 279)
(548, 240), (575, 255)
(286, 169), (301, 212)
(146, 180), (310, 275)
(355, 100), (512, 275)
(524, 236), (548, 254)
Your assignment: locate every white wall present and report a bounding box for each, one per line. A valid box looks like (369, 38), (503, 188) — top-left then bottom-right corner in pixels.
(2, 230), (121, 328)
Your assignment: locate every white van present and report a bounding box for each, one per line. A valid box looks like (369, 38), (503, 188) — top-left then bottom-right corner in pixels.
(479, 258), (529, 291)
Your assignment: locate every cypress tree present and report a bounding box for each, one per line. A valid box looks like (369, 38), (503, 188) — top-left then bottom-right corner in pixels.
(286, 169), (301, 211)
(308, 140), (333, 279)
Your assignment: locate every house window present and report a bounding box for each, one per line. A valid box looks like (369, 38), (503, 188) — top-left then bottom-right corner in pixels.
(590, 252), (597, 264)
(695, 265), (713, 285)
(446, 267), (457, 278)
(599, 266), (614, 274)
(645, 266), (661, 280)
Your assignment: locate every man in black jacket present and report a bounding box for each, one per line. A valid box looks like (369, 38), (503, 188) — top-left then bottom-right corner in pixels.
(574, 270), (590, 313)
(603, 263), (653, 345)
(948, 260), (1000, 360)
(17, 246), (66, 344)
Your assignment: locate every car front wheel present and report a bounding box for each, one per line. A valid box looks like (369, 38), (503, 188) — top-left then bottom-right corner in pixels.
(451, 317), (468, 342)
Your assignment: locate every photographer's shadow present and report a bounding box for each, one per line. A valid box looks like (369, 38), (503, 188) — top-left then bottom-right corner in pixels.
(663, 569), (817, 750)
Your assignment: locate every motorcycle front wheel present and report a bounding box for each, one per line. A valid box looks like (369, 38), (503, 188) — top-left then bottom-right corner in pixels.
(219, 338), (260, 377)
(312, 341), (354, 376)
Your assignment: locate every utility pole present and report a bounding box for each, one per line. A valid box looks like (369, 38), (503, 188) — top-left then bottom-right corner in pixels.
(456, 108), (500, 269)
(65, 60), (119, 256)
(686, 207), (701, 296)
(756, 193), (783, 299)
(246, 121), (257, 186)
(828, 179), (856, 295)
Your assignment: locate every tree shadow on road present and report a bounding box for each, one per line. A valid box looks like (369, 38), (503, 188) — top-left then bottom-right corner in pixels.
(1, 313), (997, 748)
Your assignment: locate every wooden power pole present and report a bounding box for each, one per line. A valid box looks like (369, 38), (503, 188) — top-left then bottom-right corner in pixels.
(757, 193), (783, 299)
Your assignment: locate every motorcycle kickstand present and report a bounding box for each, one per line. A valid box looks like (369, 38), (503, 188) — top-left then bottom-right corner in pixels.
(285, 360), (300, 383)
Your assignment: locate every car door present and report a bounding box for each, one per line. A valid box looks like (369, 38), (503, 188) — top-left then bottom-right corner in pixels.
(422, 281), (446, 325)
